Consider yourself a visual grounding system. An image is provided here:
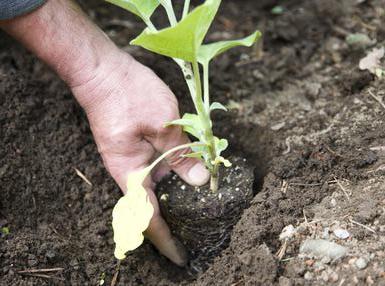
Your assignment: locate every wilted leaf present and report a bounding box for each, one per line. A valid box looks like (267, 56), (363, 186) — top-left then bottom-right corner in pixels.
(112, 168), (154, 260)
(131, 0), (221, 61)
(212, 156), (232, 167)
(210, 102), (228, 112)
(197, 30), (261, 64)
(359, 47), (384, 75)
(106, 0), (159, 21)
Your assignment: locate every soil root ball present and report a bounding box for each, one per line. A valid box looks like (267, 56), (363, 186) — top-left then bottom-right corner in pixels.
(157, 157), (254, 272)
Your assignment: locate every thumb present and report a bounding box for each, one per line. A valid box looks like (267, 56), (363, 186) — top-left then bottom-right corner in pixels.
(149, 126), (210, 186)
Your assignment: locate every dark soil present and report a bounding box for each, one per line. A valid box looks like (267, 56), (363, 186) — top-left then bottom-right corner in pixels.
(157, 157), (254, 273)
(1, 0), (385, 285)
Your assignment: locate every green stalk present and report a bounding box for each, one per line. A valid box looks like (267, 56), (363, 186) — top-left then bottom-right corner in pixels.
(153, 0), (220, 191)
(160, 0), (177, 26)
(144, 19), (156, 31)
(148, 142), (206, 171)
(192, 60), (219, 192)
(143, 17), (196, 110)
(203, 62), (210, 114)
(182, 0), (190, 19)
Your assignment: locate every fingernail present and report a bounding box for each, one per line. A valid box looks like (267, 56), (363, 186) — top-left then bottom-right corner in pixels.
(187, 163), (210, 186)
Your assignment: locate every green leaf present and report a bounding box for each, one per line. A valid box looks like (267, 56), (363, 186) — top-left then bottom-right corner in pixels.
(131, 0), (221, 61)
(106, 0), (160, 21)
(271, 6), (284, 15)
(210, 102), (228, 112)
(197, 30), (261, 64)
(214, 137), (228, 156)
(191, 144), (211, 165)
(1, 227), (9, 236)
(165, 113), (203, 140)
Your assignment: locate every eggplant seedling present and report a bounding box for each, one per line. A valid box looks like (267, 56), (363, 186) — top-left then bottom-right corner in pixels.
(106, 0), (261, 260)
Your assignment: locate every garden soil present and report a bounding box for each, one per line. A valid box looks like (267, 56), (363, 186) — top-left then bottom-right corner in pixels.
(1, 0), (385, 285)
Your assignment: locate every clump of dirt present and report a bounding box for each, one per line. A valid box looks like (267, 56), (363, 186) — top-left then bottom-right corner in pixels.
(157, 157), (254, 273)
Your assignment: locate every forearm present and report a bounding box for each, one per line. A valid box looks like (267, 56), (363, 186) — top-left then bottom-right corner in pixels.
(0, 0), (125, 95)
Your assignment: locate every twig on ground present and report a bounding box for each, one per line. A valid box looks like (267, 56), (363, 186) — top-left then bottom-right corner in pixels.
(349, 218), (376, 234)
(231, 280), (244, 286)
(334, 178), (351, 200)
(283, 137), (291, 154)
(74, 168), (93, 186)
(368, 89), (385, 110)
(367, 164), (385, 174)
(303, 209), (308, 224)
(111, 261), (121, 286)
(48, 225), (67, 242)
(17, 268), (64, 274)
(275, 240), (288, 261)
(280, 180), (289, 193)
(324, 144), (343, 158)
(370, 146), (385, 152)
(17, 269), (64, 281)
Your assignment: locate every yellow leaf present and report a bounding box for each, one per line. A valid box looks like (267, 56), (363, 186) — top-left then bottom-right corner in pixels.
(212, 156), (232, 168)
(112, 168), (154, 260)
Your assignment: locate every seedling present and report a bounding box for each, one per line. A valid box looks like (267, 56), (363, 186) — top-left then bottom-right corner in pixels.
(106, 0), (261, 260)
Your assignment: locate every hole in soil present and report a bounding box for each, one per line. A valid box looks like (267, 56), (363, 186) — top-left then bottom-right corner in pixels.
(155, 120), (272, 282)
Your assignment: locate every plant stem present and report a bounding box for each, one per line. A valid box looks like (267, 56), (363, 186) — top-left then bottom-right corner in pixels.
(192, 60), (219, 191)
(148, 142), (206, 171)
(160, 0), (177, 26)
(203, 63), (210, 114)
(144, 18), (157, 31)
(182, 0), (190, 19)
(151, 1), (220, 191)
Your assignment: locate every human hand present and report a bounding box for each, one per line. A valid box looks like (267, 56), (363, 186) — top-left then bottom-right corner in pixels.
(71, 51), (210, 266)
(0, 0), (210, 266)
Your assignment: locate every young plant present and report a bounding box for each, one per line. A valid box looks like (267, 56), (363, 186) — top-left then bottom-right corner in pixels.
(106, 0), (261, 260)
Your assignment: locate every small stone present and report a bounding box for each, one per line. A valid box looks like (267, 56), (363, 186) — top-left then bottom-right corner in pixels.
(27, 254), (38, 267)
(45, 250), (56, 260)
(321, 256), (331, 264)
(321, 270), (329, 282)
(70, 258), (79, 270)
(300, 239), (348, 260)
(160, 194), (168, 201)
(305, 259), (314, 267)
(304, 271), (314, 280)
(313, 261), (325, 271)
(322, 228), (330, 239)
(367, 276), (374, 285)
(333, 229), (350, 239)
(279, 276), (292, 286)
(330, 271), (339, 282)
(355, 257), (368, 269)
(279, 225), (296, 241)
(271, 122), (286, 131)
(330, 198), (337, 207)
